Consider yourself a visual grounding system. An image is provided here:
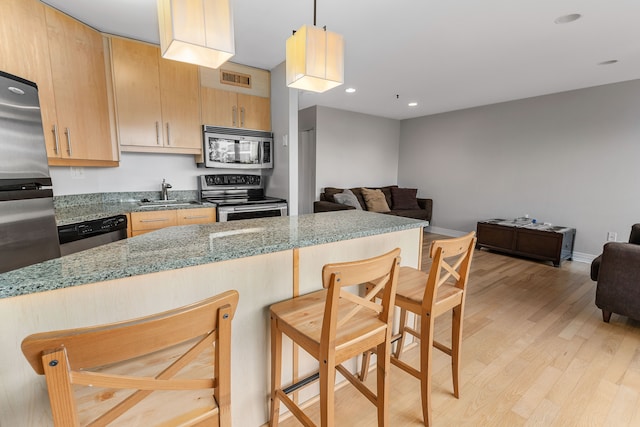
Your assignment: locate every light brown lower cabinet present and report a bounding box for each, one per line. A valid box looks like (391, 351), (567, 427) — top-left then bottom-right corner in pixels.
(177, 208), (217, 225)
(129, 208), (216, 237)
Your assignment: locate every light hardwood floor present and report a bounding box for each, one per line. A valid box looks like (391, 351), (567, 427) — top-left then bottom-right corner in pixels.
(275, 232), (640, 426)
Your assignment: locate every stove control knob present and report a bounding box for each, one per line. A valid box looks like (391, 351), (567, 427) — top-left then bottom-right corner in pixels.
(213, 176), (223, 185)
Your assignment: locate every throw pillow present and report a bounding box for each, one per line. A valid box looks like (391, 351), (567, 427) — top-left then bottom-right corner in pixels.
(391, 187), (420, 210)
(360, 188), (391, 212)
(333, 189), (363, 210)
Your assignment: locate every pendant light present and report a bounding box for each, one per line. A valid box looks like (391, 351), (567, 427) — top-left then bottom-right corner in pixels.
(157, 0), (235, 69)
(286, 0), (344, 93)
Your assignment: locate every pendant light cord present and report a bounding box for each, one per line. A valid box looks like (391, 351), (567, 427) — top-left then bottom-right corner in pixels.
(313, 0), (317, 26)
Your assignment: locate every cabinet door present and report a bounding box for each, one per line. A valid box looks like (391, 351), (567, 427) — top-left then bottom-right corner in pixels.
(45, 7), (115, 162)
(111, 37), (163, 148)
(238, 94), (271, 131)
(0, 0), (60, 159)
(477, 223), (515, 250)
(158, 56), (201, 151)
(201, 87), (238, 127)
(177, 208), (216, 225)
(130, 210), (178, 232)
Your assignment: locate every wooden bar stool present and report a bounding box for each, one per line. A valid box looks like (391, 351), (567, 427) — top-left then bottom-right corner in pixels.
(21, 290), (239, 427)
(269, 248), (401, 427)
(362, 232), (476, 426)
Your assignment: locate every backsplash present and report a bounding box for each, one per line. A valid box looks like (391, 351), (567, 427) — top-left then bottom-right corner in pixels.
(50, 152), (204, 196)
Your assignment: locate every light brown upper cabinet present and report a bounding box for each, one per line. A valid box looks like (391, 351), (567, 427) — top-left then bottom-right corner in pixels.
(200, 88), (271, 131)
(200, 64), (271, 131)
(110, 37), (201, 155)
(0, 0), (118, 167)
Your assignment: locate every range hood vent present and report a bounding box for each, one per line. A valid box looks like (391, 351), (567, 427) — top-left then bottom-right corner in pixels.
(220, 70), (251, 88)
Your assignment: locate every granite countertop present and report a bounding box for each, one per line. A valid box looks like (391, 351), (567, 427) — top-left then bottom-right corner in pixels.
(0, 211), (427, 299)
(54, 191), (214, 226)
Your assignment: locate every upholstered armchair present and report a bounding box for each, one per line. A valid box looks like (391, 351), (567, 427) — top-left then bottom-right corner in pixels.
(591, 224), (640, 322)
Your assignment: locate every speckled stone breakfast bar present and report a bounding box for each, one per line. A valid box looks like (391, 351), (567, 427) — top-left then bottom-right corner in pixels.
(0, 211), (427, 299)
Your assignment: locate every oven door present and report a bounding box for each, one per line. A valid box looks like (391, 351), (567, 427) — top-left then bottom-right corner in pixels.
(218, 203), (287, 222)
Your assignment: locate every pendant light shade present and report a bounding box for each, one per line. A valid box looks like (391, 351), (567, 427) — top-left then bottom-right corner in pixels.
(157, 0), (235, 69)
(286, 25), (344, 93)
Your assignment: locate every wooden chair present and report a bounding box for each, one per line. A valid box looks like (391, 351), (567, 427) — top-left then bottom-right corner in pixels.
(21, 290), (239, 427)
(361, 232), (476, 426)
(269, 248), (401, 427)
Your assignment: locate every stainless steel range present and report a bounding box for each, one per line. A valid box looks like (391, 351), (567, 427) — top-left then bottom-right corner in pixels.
(198, 174), (287, 222)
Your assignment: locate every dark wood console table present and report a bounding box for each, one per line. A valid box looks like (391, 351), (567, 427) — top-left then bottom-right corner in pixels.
(476, 219), (576, 267)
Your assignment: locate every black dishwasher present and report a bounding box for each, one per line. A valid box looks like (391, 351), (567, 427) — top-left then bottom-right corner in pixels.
(58, 214), (127, 256)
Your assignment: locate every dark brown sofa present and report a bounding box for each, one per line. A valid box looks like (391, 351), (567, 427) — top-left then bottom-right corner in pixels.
(590, 224), (640, 322)
(313, 185), (432, 222)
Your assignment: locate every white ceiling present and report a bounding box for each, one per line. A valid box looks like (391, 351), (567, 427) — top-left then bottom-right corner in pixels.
(41, 0), (640, 120)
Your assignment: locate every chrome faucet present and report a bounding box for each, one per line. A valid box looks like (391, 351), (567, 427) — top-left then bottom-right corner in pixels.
(161, 179), (172, 201)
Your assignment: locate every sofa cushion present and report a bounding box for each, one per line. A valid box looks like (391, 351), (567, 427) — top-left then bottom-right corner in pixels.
(333, 189), (363, 210)
(361, 188), (391, 212)
(391, 187), (420, 210)
(629, 224), (640, 245)
(379, 186), (396, 209)
(323, 187), (344, 203)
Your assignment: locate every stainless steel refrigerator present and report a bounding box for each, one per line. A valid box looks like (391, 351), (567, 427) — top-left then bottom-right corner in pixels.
(0, 71), (60, 273)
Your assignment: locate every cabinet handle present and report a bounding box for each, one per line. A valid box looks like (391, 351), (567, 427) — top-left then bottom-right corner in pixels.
(166, 123), (171, 146)
(52, 125), (60, 154)
(240, 107), (245, 127)
(232, 106), (237, 127)
(155, 121), (161, 145)
(183, 215), (209, 220)
(64, 127), (72, 156)
(140, 218), (170, 223)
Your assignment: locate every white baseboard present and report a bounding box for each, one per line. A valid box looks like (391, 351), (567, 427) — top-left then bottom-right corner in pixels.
(425, 226), (468, 237)
(425, 226), (597, 265)
(570, 251), (597, 264)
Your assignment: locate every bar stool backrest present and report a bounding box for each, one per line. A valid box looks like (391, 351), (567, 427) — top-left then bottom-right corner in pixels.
(21, 290), (239, 427)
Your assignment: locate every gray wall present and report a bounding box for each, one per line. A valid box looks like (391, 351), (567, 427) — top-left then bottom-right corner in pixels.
(313, 106), (401, 199)
(398, 79), (640, 258)
(264, 61), (290, 202)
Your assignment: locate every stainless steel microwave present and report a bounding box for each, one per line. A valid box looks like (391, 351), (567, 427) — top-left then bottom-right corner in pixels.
(203, 125), (273, 169)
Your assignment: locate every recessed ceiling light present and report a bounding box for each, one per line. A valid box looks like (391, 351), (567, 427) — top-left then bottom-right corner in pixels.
(554, 13), (582, 24)
(408, 102), (418, 107)
(598, 60), (618, 65)
(345, 87), (356, 93)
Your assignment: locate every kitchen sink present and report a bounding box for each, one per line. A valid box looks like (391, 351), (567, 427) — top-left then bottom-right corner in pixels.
(137, 199), (202, 209)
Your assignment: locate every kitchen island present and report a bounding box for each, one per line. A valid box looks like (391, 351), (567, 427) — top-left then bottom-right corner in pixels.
(0, 211), (427, 426)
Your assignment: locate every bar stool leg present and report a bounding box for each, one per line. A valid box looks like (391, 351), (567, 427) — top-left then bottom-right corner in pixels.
(420, 312), (435, 427)
(270, 316), (282, 427)
(393, 308), (408, 359)
(319, 354), (336, 427)
(451, 305), (463, 398)
(376, 341), (391, 427)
